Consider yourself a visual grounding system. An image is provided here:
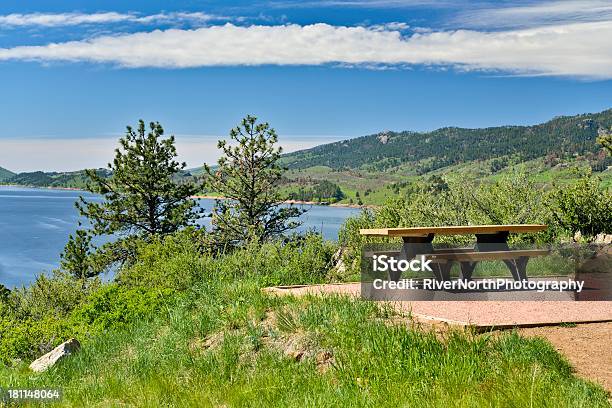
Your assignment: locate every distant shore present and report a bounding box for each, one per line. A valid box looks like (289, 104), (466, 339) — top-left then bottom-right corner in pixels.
(190, 195), (368, 208)
(0, 184), (83, 191)
(1, 185), (369, 209)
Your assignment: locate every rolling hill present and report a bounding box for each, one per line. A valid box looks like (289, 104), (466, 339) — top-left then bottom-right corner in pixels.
(278, 109), (612, 204)
(282, 109), (612, 174)
(0, 166), (15, 182)
(0, 169), (111, 189)
(0, 168), (196, 189)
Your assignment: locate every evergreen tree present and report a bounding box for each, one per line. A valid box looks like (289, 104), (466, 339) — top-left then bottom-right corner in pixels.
(0, 284), (9, 303)
(60, 229), (97, 282)
(77, 120), (202, 237)
(205, 115), (304, 243)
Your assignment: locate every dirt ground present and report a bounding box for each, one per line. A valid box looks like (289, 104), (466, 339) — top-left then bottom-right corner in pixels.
(518, 322), (612, 392)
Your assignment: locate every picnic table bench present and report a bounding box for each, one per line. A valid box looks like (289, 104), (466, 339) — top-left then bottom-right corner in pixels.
(360, 224), (549, 282)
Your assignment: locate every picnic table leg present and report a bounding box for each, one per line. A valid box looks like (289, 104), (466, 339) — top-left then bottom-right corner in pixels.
(459, 262), (477, 281)
(501, 258), (529, 281)
(398, 234), (447, 281)
(475, 231), (510, 252)
(502, 260), (522, 281)
(475, 232), (528, 281)
(438, 262), (452, 281)
(516, 256), (529, 280)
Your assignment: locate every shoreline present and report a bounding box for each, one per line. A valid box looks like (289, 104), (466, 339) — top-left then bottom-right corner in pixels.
(1, 185), (370, 209)
(0, 184), (84, 191)
(189, 195), (369, 209)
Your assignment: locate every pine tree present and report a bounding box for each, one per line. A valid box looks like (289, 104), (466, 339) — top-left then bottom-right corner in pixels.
(77, 120), (202, 237)
(0, 284), (9, 303)
(60, 229), (97, 282)
(205, 115), (304, 243)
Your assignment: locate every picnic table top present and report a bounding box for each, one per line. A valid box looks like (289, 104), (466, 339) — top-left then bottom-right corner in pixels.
(359, 224), (547, 237)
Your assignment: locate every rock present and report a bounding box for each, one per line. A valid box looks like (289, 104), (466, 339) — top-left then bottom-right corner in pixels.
(573, 231), (582, 242)
(29, 338), (80, 372)
(333, 247), (347, 274)
(593, 233), (612, 245)
(377, 131), (390, 144)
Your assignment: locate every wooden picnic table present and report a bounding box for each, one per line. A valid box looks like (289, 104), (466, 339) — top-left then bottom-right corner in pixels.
(360, 224), (548, 282)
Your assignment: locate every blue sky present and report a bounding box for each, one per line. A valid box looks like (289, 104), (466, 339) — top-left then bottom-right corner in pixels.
(0, 0), (611, 171)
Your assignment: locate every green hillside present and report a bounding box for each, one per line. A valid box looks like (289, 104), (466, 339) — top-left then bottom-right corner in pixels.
(279, 109), (612, 204)
(2, 168), (198, 190)
(283, 109), (612, 173)
(0, 166), (15, 182)
(4, 169), (111, 189)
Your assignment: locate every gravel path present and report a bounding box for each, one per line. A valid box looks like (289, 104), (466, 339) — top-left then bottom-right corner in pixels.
(265, 283), (612, 328)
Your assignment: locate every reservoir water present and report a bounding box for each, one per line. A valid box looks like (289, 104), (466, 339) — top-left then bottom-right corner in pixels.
(0, 186), (361, 289)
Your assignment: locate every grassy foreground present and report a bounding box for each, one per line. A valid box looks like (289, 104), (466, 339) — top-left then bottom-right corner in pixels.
(1, 277), (609, 407)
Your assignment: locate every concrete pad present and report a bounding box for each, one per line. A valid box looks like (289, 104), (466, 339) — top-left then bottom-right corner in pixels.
(264, 283), (612, 330)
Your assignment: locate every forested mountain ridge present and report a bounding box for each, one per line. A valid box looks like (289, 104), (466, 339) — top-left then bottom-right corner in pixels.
(0, 169), (112, 189)
(282, 109), (612, 174)
(0, 166), (15, 182)
(0, 167), (197, 189)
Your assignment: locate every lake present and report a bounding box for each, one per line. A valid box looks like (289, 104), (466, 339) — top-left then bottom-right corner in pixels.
(0, 186), (361, 289)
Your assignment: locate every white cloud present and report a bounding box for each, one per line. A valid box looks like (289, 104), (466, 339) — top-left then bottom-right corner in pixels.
(0, 21), (610, 78)
(368, 21), (410, 31)
(0, 136), (339, 172)
(266, 0), (456, 8)
(0, 11), (226, 28)
(454, 0), (612, 28)
(133, 12), (225, 24)
(0, 12), (132, 27)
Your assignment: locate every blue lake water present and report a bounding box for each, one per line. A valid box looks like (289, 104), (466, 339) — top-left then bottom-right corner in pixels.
(0, 186), (361, 289)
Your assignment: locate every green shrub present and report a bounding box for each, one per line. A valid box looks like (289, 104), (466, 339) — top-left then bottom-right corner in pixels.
(0, 283), (176, 364)
(0, 312), (76, 364)
(210, 233), (337, 286)
(8, 270), (100, 321)
(116, 229), (210, 291)
(0, 229), (336, 364)
(71, 284), (175, 332)
(548, 172), (612, 237)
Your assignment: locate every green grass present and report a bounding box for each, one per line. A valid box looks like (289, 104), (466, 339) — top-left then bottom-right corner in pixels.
(282, 157), (611, 206)
(1, 277), (609, 407)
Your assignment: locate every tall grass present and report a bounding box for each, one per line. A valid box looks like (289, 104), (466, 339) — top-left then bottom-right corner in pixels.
(1, 277), (608, 407)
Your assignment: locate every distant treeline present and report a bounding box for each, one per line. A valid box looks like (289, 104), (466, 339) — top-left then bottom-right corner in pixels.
(287, 180), (345, 203)
(0, 168), (198, 189)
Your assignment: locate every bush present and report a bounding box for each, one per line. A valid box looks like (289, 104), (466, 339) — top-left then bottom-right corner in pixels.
(116, 229), (210, 291)
(0, 234), (190, 364)
(210, 233), (337, 286)
(71, 284), (175, 332)
(0, 282), (177, 365)
(8, 271), (100, 321)
(548, 172), (612, 237)
(0, 229), (336, 365)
